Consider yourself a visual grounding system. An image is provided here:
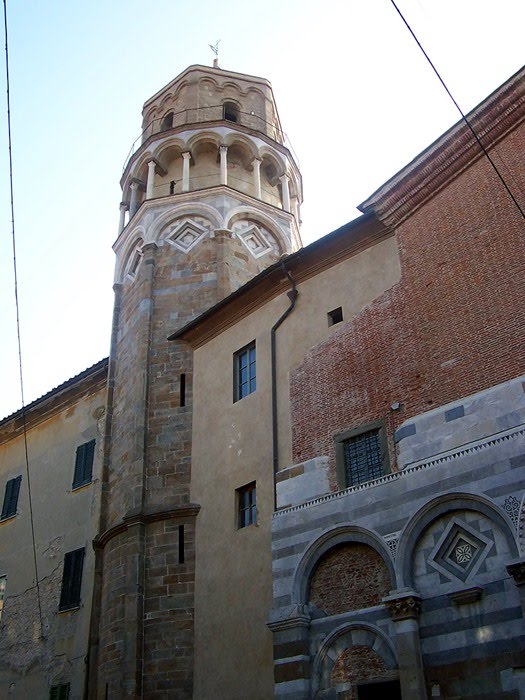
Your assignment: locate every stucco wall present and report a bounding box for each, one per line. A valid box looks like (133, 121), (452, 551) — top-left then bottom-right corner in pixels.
(0, 384), (105, 700)
(190, 234), (401, 698)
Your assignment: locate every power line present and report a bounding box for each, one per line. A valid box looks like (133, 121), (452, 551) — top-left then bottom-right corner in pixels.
(3, 0), (45, 639)
(389, 0), (525, 222)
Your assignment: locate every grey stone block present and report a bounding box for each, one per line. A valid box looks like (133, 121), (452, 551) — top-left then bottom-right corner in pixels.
(445, 405), (465, 422)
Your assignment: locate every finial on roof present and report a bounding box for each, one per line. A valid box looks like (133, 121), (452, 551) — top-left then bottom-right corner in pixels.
(208, 39), (221, 68)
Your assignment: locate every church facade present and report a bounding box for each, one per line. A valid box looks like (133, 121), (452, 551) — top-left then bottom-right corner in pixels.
(0, 64), (524, 699)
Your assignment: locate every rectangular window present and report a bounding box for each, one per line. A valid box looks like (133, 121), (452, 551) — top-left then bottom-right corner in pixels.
(72, 440), (95, 489)
(327, 306), (343, 326)
(49, 683), (70, 700)
(1, 476), (21, 520)
(59, 548), (85, 611)
(335, 422), (390, 489)
(237, 482), (257, 528)
(0, 576), (6, 622)
(234, 342), (256, 401)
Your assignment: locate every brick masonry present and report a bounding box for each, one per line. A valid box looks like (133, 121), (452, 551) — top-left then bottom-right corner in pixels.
(289, 121), (525, 490)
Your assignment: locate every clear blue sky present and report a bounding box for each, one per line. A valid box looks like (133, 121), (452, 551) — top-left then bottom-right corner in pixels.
(1, 0), (523, 419)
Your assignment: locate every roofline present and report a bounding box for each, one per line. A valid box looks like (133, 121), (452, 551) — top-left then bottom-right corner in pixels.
(358, 65), (525, 226)
(168, 212), (391, 347)
(143, 64), (273, 112)
(0, 358), (109, 439)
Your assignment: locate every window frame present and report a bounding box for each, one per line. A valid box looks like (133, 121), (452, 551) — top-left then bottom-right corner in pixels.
(72, 440), (95, 490)
(237, 482), (257, 529)
(59, 548), (85, 611)
(233, 341), (256, 402)
(334, 420), (390, 489)
(49, 683), (71, 700)
(1, 475), (21, 520)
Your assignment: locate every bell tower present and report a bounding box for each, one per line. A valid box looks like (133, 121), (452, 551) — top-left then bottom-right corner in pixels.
(91, 65), (302, 698)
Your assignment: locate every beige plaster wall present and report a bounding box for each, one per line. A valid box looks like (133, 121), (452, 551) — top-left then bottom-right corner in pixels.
(191, 234), (401, 697)
(0, 386), (106, 700)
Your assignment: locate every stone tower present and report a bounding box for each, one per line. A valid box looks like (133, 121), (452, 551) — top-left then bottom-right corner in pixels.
(90, 65), (302, 698)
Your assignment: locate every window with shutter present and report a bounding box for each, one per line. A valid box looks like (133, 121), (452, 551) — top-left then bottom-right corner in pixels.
(1, 476), (21, 520)
(72, 440), (95, 489)
(49, 683), (70, 700)
(59, 548), (85, 610)
(233, 342), (256, 402)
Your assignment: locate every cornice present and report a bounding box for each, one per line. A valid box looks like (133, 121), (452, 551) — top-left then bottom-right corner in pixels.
(93, 503), (201, 550)
(0, 359), (108, 444)
(359, 67), (525, 227)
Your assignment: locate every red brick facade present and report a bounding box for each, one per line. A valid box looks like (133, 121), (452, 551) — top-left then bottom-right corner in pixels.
(308, 544), (392, 615)
(331, 645), (395, 698)
(290, 121), (525, 488)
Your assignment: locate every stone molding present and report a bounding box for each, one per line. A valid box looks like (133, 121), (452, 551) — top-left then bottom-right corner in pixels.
(383, 590), (422, 621)
(506, 558), (525, 587)
(93, 503), (201, 550)
(273, 423), (525, 518)
(267, 604), (311, 633)
(447, 586), (483, 605)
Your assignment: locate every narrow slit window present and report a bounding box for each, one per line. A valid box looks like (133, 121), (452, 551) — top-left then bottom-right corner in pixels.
(178, 525), (185, 564)
(328, 306), (343, 326)
(180, 373), (186, 407)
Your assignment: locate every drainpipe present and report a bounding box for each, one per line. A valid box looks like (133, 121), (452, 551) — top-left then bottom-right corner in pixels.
(271, 263), (298, 511)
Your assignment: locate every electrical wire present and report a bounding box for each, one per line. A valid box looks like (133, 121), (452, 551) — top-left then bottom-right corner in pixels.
(389, 0), (525, 222)
(3, 0), (45, 639)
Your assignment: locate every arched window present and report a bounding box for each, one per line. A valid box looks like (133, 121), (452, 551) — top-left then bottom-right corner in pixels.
(160, 112), (174, 132)
(223, 101), (239, 123)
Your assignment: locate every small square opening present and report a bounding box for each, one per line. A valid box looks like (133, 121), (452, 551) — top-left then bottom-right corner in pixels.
(328, 306), (343, 326)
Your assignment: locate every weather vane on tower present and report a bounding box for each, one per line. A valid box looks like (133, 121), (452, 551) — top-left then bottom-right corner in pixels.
(209, 39), (221, 68)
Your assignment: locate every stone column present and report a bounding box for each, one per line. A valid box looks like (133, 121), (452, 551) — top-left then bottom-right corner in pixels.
(146, 160), (156, 199)
(280, 173), (291, 212)
(252, 157), (262, 199)
(129, 181), (140, 218)
(507, 558), (525, 618)
(291, 195), (300, 223)
(118, 202), (128, 235)
(267, 605), (311, 698)
(182, 151), (191, 192)
(383, 589), (427, 700)
(219, 145), (228, 186)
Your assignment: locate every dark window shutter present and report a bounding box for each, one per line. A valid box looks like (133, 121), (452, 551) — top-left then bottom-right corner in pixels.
(50, 683), (70, 700)
(72, 440), (95, 488)
(1, 476), (21, 519)
(59, 548), (85, 610)
(49, 687), (59, 700)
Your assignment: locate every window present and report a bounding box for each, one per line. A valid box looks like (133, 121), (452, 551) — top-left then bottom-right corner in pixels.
(223, 101), (239, 123)
(0, 576), (6, 622)
(1, 476), (21, 520)
(59, 548), (85, 611)
(72, 440), (95, 489)
(237, 482), (257, 528)
(160, 111), (173, 131)
(234, 342), (256, 401)
(327, 306), (343, 326)
(49, 683), (70, 700)
(335, 422), (390, 488)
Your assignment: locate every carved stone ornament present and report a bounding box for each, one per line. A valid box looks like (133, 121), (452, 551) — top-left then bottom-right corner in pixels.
(383, 590), (422, 621)
(506, 558), (525, 587)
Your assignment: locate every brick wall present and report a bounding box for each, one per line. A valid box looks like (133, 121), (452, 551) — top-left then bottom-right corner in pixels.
(308, 544), (392, 615)
(331, 645), (394, 699)
(290, 122), (525, 488)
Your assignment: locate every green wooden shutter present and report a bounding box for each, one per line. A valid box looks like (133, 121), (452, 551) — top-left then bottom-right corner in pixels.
(72, 440), (95, 488)
(1, 476), (21, 519)
(59, 548), (85, 610)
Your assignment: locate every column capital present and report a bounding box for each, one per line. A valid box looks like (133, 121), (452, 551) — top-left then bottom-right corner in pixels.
(147, 159), (156, 168)
(507, 558), (525, 586)
(383, 589), (422, 621)
(266, 605), (311, 633)
(182, 150), (192, 159)
(219, 144), (228, 153)
(252, 156), (262, 164)
(130, 180), (139, 190)
(279, 173), (289, 183)
(119, 201), (129, 210)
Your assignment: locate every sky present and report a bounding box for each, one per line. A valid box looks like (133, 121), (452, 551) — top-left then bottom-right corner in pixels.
(0, 0), (523, 420)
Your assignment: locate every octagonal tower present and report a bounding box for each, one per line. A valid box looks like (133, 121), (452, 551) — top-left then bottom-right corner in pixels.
(91, 65), (302, 698)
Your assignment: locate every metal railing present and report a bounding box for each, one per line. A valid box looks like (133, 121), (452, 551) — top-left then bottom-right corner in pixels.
(122, 105), (300, 173)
